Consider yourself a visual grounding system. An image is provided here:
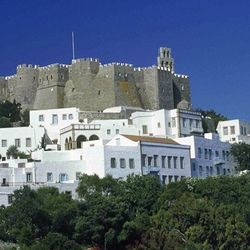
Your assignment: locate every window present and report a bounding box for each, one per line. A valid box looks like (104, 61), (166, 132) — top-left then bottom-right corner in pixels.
(189, 119), (193, 128)
(76, 172), (81, 180)
(153, 155), (158, 167)
(174, 176), (179, 182)
(196, 120), (199, 128)
(173, 156), (178, 168)
(120, 158), (126, 168)
(192, 163), (196, 171)
(52, 114), (58, 125)
(244, 127), (247, 135)
(198, 147), (202, 158)
(206, 166), (209, 175)
(209, 149), (212, 160)
(226, 151), (229, 161)
(217, 166), (220, 175)
(223, 127), (228, 135)
(230, 126), (235, 135)
(18, 163), (25, 168)
(1, 140), (7, 147)
(148, 157), (152, 166)
(204, 149), (208, 159)
(168, 122), (171, 127)
(222, 150), (226, 160)
(142, 125), (148, 134)
(47, 172), (53, 182)
(111, 158), (116, 168)
(210, 166), (213, 175)
(116, 129), (119, 134)
(59, 173), (68, 182)
(180, 157), (184, 169)
(39, 115), (44, 122)
(215, 151), (219, 157)
(182, 118), (187, 127)
(107, 129), (111, 135)
(129, 159), (135, 169)
(199, 166), (203, 175)
(157, 122), (161, 128)
(240, 126), (244, 135)
(142, 154), (146, 167)
(162, 175), (167, 184)
(26, 138), (31, 147)
(62, 114), (67, 120)
(15, 139), (20, 148)
(161, 156), (166, 168)
(68, 114), (73, 120)
(172, 117), (176, 127)
(8, 194), (13, 204)
(168, 156), (172, 168)
(26, 172), (32, 183)
(168, 175), (173, 183)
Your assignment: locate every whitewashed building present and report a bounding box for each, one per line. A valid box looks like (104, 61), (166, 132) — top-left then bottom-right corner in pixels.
(217, 119), (250, 144)
(131, 108), (203, 138)
(30, 107), (80, 142)
(0, 126), (46, 159)
(175, 133), (236, 178)
(60, 119), (140, 150)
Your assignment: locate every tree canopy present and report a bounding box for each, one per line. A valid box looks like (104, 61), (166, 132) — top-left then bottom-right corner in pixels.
(1, 174), (250, 249)
(230, 142), (250, 171)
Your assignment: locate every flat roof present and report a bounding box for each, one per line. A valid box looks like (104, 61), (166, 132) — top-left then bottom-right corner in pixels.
(122, 134), (179, 145)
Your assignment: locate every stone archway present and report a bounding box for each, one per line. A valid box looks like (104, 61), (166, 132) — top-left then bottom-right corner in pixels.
(76, 135), (87, 148)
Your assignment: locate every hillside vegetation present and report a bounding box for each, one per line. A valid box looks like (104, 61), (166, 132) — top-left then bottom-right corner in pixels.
(1, 174), (250, 249)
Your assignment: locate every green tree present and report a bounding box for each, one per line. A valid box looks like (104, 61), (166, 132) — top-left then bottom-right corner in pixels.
(196, 108), (228, 133)
(0, 117), (11, 128)
(6, 145), (29, 159)
(29, 232), (82, 250)
(21, 109), (30, 126)
(230, 142), (250, 171)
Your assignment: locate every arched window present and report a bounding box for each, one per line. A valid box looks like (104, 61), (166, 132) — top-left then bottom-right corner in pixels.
(89, 135), (99, 141)
(76, 135), (87, 148)
(65, 138), (69, 150)
(69, 137), (72, 150)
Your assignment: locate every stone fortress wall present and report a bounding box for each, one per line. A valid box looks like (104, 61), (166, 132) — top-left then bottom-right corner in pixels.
(0, 47), (191, 111)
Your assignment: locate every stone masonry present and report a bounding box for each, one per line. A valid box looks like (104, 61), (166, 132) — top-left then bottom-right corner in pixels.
(0, 47), (191, 111)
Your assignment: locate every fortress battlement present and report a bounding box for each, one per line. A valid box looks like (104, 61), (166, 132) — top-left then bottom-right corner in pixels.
(72, 58), (99, 64)
(17, 64), (39, 69)
(5, 75), (17, 80)
(1, 47), (191, 112)
(39, 63), (69, 70)
(174, 73), (188, 79)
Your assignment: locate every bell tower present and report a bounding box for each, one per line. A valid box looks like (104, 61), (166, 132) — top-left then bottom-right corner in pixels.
(157, 47), (174, 72)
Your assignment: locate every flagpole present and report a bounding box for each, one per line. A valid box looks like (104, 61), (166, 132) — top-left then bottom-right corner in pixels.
(72, 32), (75, 60)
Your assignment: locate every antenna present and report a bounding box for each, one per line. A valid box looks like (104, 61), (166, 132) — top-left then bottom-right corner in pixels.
(72, 31), (75, 60)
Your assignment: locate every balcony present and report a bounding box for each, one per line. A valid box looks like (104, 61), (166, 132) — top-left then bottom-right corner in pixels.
(142, 165), (160, 175)
(60, 123), (101, 134)
(190, 127), (203, 134)
(213, 157), (225, 165)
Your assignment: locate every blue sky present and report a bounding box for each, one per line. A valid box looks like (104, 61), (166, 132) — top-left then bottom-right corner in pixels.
(1, 0), (250, 119)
